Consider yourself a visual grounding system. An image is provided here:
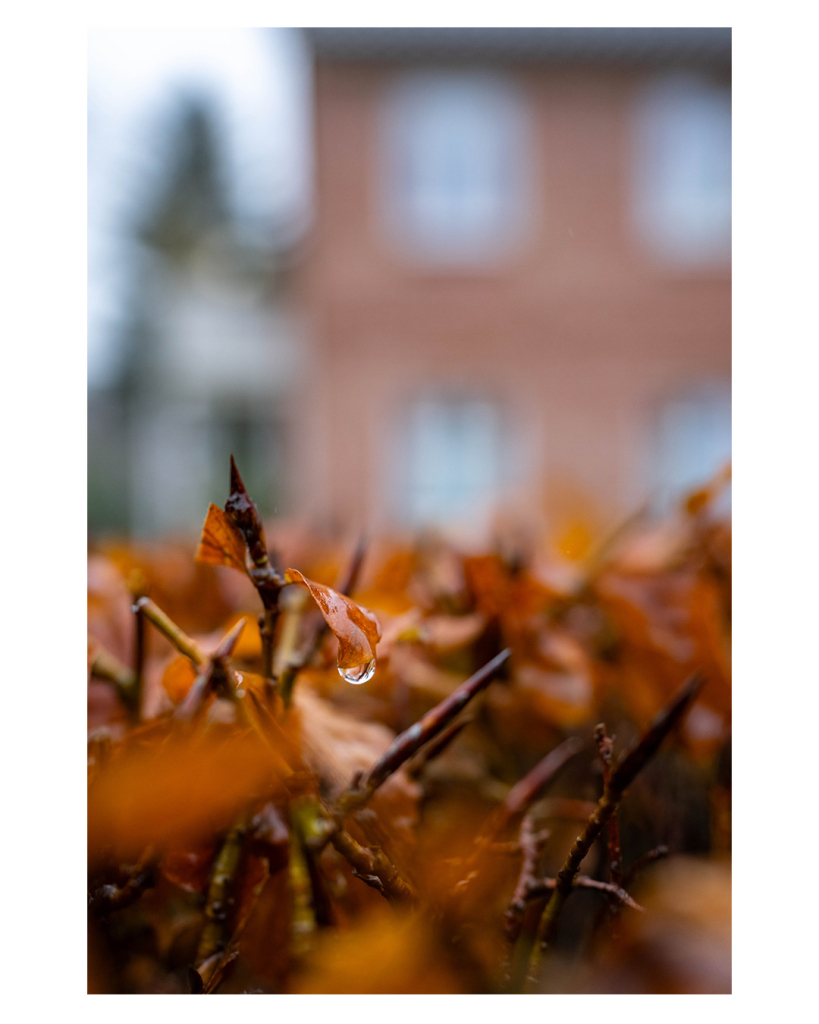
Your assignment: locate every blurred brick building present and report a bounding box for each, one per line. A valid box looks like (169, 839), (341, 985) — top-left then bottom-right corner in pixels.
(293, 28), (731, 544)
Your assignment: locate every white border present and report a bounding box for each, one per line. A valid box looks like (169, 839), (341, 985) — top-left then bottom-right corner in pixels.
(4, 3), (815, 1020)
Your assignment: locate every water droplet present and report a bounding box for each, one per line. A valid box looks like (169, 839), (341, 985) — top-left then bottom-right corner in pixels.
(338, 659), (376, 685)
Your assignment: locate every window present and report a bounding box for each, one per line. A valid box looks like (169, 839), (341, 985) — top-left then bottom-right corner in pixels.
(652, 384), (731, 505)
(396, 396), (507, 530)
(381, 72), (532, 264)
(632, 73), (731, 264)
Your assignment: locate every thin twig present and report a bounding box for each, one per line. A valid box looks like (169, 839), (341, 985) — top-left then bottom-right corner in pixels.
(288, 823), (317, 957)
(330, 827), (416, 906)
(89, 643), (139, 713)
(132, 596), (207, 667)
(405, 715), (473, 776)
(477, 735), (584, 849)
(521, 672), (704, 988)
(172, 618), (247, 723)
(290, 793), (414, 907)
(594, 723), (622, 888)
(621, 845), (669, 888)
(131, 600), (147, 723)
(335, 649), (511, 818)
(224, 456), (284, 681)
(524, 875), (644, 913)
(504, 816), (551, 941)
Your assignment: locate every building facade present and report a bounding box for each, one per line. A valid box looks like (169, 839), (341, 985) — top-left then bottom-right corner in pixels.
(293, 28), (731, 544)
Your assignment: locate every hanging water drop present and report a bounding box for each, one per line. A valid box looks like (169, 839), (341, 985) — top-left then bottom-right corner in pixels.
(338, 659), (376, 685)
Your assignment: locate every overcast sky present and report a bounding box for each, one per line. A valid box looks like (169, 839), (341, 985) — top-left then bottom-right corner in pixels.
(87, 28), (311, 387)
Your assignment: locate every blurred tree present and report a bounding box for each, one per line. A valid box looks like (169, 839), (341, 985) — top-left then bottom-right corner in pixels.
(138, 98), (230, 264)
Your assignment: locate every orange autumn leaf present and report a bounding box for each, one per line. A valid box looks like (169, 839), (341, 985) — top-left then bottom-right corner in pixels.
(195, 503), (248, 573)
(284, 569), (381, 675)
(161, 655), (199, 704)
(88, 731), (285, 862)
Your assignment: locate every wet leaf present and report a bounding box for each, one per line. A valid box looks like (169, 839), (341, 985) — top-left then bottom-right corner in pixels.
(195, 503), (248, 574)
(284, 569), (381, 674)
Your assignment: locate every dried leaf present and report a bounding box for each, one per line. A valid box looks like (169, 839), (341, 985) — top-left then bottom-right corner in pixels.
(195, 503), (248, 573)
(284, 569), (381, 674)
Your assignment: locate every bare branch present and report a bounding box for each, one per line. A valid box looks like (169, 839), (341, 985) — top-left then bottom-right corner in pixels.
(89, 642), (139, 713)
(405, 714), (473, 776)
(132, 596), (207, 667)
(336, 649), (511, 817)
(525, 875), (644, 913)
(479, 735), (584, 847)
(504, 816), (551, 941)
(594, 723), (622, 888)
(523, 673), (704, 987)
(330, 827), (416, 906)
(622, 845), (670, 888)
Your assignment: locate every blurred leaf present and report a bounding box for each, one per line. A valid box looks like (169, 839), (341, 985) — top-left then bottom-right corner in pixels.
(291, 909), (466, 994)
(88, 730), (285, 860)
(161, 655), (198, 704)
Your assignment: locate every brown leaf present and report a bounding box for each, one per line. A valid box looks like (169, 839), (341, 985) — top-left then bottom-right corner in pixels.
(284, 569), (381, 675)
(195, 503), (248, 574)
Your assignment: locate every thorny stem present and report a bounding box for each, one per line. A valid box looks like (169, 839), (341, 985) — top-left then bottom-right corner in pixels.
(336, 649), (511, 819)
(522, 672), (705, 989)
(224, 456), (284, 686)
(225, 456), (274, 576)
